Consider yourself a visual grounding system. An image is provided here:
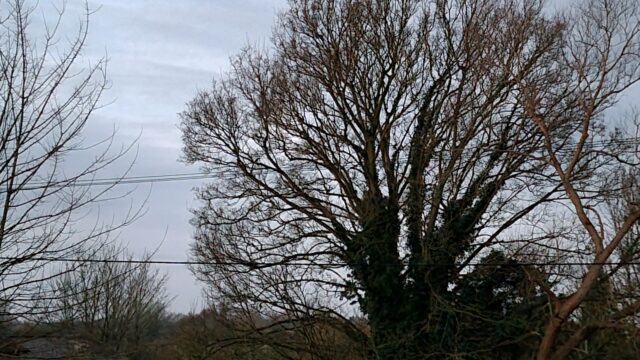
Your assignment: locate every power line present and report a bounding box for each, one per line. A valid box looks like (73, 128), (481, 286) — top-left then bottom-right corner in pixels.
(4, 136), (639, 190)
(2, 256), (640, 268)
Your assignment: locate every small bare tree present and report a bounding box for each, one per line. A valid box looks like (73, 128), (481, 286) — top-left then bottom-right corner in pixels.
(0, 0), (139, 332)
(50, 245), (170, 359)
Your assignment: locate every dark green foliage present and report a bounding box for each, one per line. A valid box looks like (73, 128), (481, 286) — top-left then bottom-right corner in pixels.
(445, 252), (546, 358)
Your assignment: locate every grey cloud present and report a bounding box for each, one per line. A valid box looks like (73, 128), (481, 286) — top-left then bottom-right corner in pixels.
(57, 0), (288, 313)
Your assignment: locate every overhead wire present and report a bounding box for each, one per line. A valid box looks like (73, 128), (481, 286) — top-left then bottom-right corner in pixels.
(0, 138), (637, 267)
(2, 256), (640, 268)
(3, 136), (639, 190)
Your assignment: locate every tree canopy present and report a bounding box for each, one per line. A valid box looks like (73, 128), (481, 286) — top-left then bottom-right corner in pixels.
(181, 0), (640, 358)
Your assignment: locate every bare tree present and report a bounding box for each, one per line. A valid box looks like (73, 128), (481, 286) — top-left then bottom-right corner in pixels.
(517, 0), (640, 357)
(180, 0), (640, 358)
(50, 245), (170, 359)
(0, 0), (139, 332)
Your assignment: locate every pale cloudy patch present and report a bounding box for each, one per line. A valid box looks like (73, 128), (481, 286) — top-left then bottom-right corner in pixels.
(53, 0), (288, 313)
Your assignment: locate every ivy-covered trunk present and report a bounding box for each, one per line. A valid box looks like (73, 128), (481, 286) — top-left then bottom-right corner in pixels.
(346, 194), (414, 358)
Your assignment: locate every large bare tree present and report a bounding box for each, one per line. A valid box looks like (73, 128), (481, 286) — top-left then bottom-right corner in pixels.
(0, 0), (139, 333)
(181, 0), (640, 358)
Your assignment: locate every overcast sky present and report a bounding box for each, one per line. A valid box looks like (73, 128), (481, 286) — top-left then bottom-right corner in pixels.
(49, 0), (288, 313)
(38, 0), (639, 314)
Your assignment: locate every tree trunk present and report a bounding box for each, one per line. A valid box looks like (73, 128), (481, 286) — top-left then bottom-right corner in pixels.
(349, 195), (425, 359)
(537, 316), (563, 360)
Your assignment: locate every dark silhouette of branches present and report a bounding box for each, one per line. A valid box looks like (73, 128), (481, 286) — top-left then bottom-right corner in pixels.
(0, 0), (142, 347)
(48, 244), (170, 359)
(181, 0), (640, 358)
